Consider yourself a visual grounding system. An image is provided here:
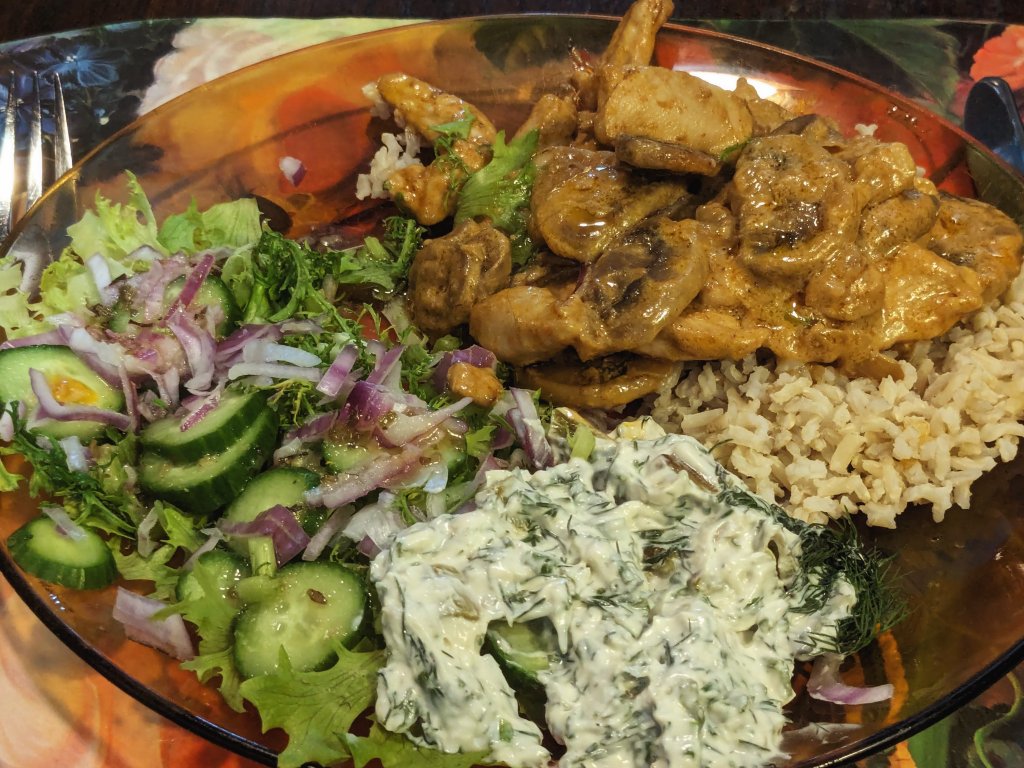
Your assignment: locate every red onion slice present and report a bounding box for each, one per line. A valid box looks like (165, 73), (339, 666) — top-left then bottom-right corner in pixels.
(112, 587), (195, 661)
(227, 362), (323, 383)
(508, 388), (554, 469)
(41, 505), (86, 541)
(241, 341), (321, 368)
(378, 396), (472, 447)
(57, 436), (91, 472)
(345, 381), (397, 432)
(365, 344), (404, 389)
(181, 527), (226, 572)
(307, 445), (424, 509)
(218, 505), (311, 566)
(179, 384), (223, 432)
(29, 368), (132, 431)
(317, 345), (360, 398)
(807, 654), (894, 706)
(302, 506), (354, 562)
(0, 410), (13, 442)
(167, 251), (216, 313)
(215, 324), (284, 366)
(165, 307), (217, 394)
(0, 329), (66, 350)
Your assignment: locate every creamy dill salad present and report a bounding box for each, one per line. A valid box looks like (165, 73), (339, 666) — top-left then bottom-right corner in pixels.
(0, 182), (900, 766)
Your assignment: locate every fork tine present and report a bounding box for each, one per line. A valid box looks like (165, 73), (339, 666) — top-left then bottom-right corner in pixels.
(25, 73), (43, 211)
(0, 73), (16, 243)
(53, 74), (72, 178)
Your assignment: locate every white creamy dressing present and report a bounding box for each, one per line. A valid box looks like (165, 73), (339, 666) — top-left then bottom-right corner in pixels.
(371, 418), (856, 768)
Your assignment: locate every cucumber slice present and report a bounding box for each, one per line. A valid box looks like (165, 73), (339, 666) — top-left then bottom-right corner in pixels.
(221, 467), (322, 554)
(233, 561), (368, 678)
(164, 275), (240, 338)
(7, 516), (116, 590)
(486, 618), (559, 690)
(176, 548), (250, 603)
(139, 408), (278, 516)
(0, 345), (125, 441)
(322, 439), (372, 474)
(141, 389), (268, 463)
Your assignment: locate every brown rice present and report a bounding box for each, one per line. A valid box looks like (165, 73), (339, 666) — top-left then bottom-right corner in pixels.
(651, 271), (1024, 528)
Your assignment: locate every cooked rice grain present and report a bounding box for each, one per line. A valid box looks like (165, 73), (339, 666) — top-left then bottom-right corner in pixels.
(651, 271), (1024, 528)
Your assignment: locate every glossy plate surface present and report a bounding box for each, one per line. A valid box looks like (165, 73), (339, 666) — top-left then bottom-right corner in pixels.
(2, 15), (1024, 768)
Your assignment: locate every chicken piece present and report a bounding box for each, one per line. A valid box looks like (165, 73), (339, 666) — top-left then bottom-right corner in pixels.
(927, 194), (1024, 301)
(530, 146), (687, 263)
(730, 134), (858, 280)
(562, 216), (714, 359)
(387, 163), (457, 226)
(595, 67), (754, 159)
(408, 220), (512, 338)
(602, 0), (673, 69)
(513, 89), (578, 149)
(614, 135), (721, 176)
(376, 73), (497, 146)
(876, 242), (984, 347)
(835, 137), (919, 209)
(447, 362), (503, 408)
(518, 355), (677, 409)
(376, 73), (496, 225)
(469, 285), (578, 366)
(636, 308), (768, 361)
(734, 77), (793, 135)
(804, 244), (885, 322)
(858, 186), (940, 258)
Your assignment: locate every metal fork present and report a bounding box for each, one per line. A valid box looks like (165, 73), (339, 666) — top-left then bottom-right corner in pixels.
(0, 72), (73, 243)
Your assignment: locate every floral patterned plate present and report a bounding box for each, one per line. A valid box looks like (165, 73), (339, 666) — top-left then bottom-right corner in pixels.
(3, 15), (1024, 768)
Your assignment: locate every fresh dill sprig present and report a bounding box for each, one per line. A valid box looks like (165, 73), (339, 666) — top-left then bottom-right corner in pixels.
(716, 469), (907, 656)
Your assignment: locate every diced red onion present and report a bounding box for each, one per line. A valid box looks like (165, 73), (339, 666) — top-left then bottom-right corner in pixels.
(490, 427), (514, 451)
(41, 505), (86, 541)
(431, 345), (498, 392)
(165, 307), (217, 394)
(356, 535), (381, 558)
(365, 344), (404, 389)
(181, 527), (226, 572)
(807, 654), (894, 706)
(345, 381), (397, 432)
(179, 385), (223, 432)
(242, 340), (321, 368)
(227, 362), (323, 383)
(125, 257), (189, 324)
(307, 445), (423, 508)
(279, 155), (307, 187)
(279, 319), (323, 335)
(167, 251), (215, 312)
(57, 435), (91, 473)
(29, 368), (132, 431)
(85, 254), (118, 306)
(215, 324), (284, 366)
(112, 587), (195, 661)
(60, 327), (124, 386)
(286, 410), (341, 443)
(128, 245), (165, 263)
(0, 410), (13, 442)
(508, 388), (553, 469)
(272, 436), (306, 463)
(136, 507), (160, 558)
(379, 396), (472, 447)
(0, 329), (66, 350)
(218, 505), (310, 566)
(302, 506), (354, 562)
(343, 497), (406, 554)
(118, 365), (140, 433)
(316, 345), (360, 399)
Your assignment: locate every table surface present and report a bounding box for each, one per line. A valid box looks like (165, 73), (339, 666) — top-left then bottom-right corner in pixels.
(2, 12), (1024, 768)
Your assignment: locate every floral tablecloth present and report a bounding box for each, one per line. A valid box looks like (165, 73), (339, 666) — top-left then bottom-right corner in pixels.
(1, 15), (1024, 768)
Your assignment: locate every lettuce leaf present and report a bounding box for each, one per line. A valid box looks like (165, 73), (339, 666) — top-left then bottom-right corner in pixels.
(345, 722), (491, 768)
(158, 197), (262, 255)
(238, 644), (385, 768)
(0, 262), (51, 338)
(110, 543), (179, 600)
